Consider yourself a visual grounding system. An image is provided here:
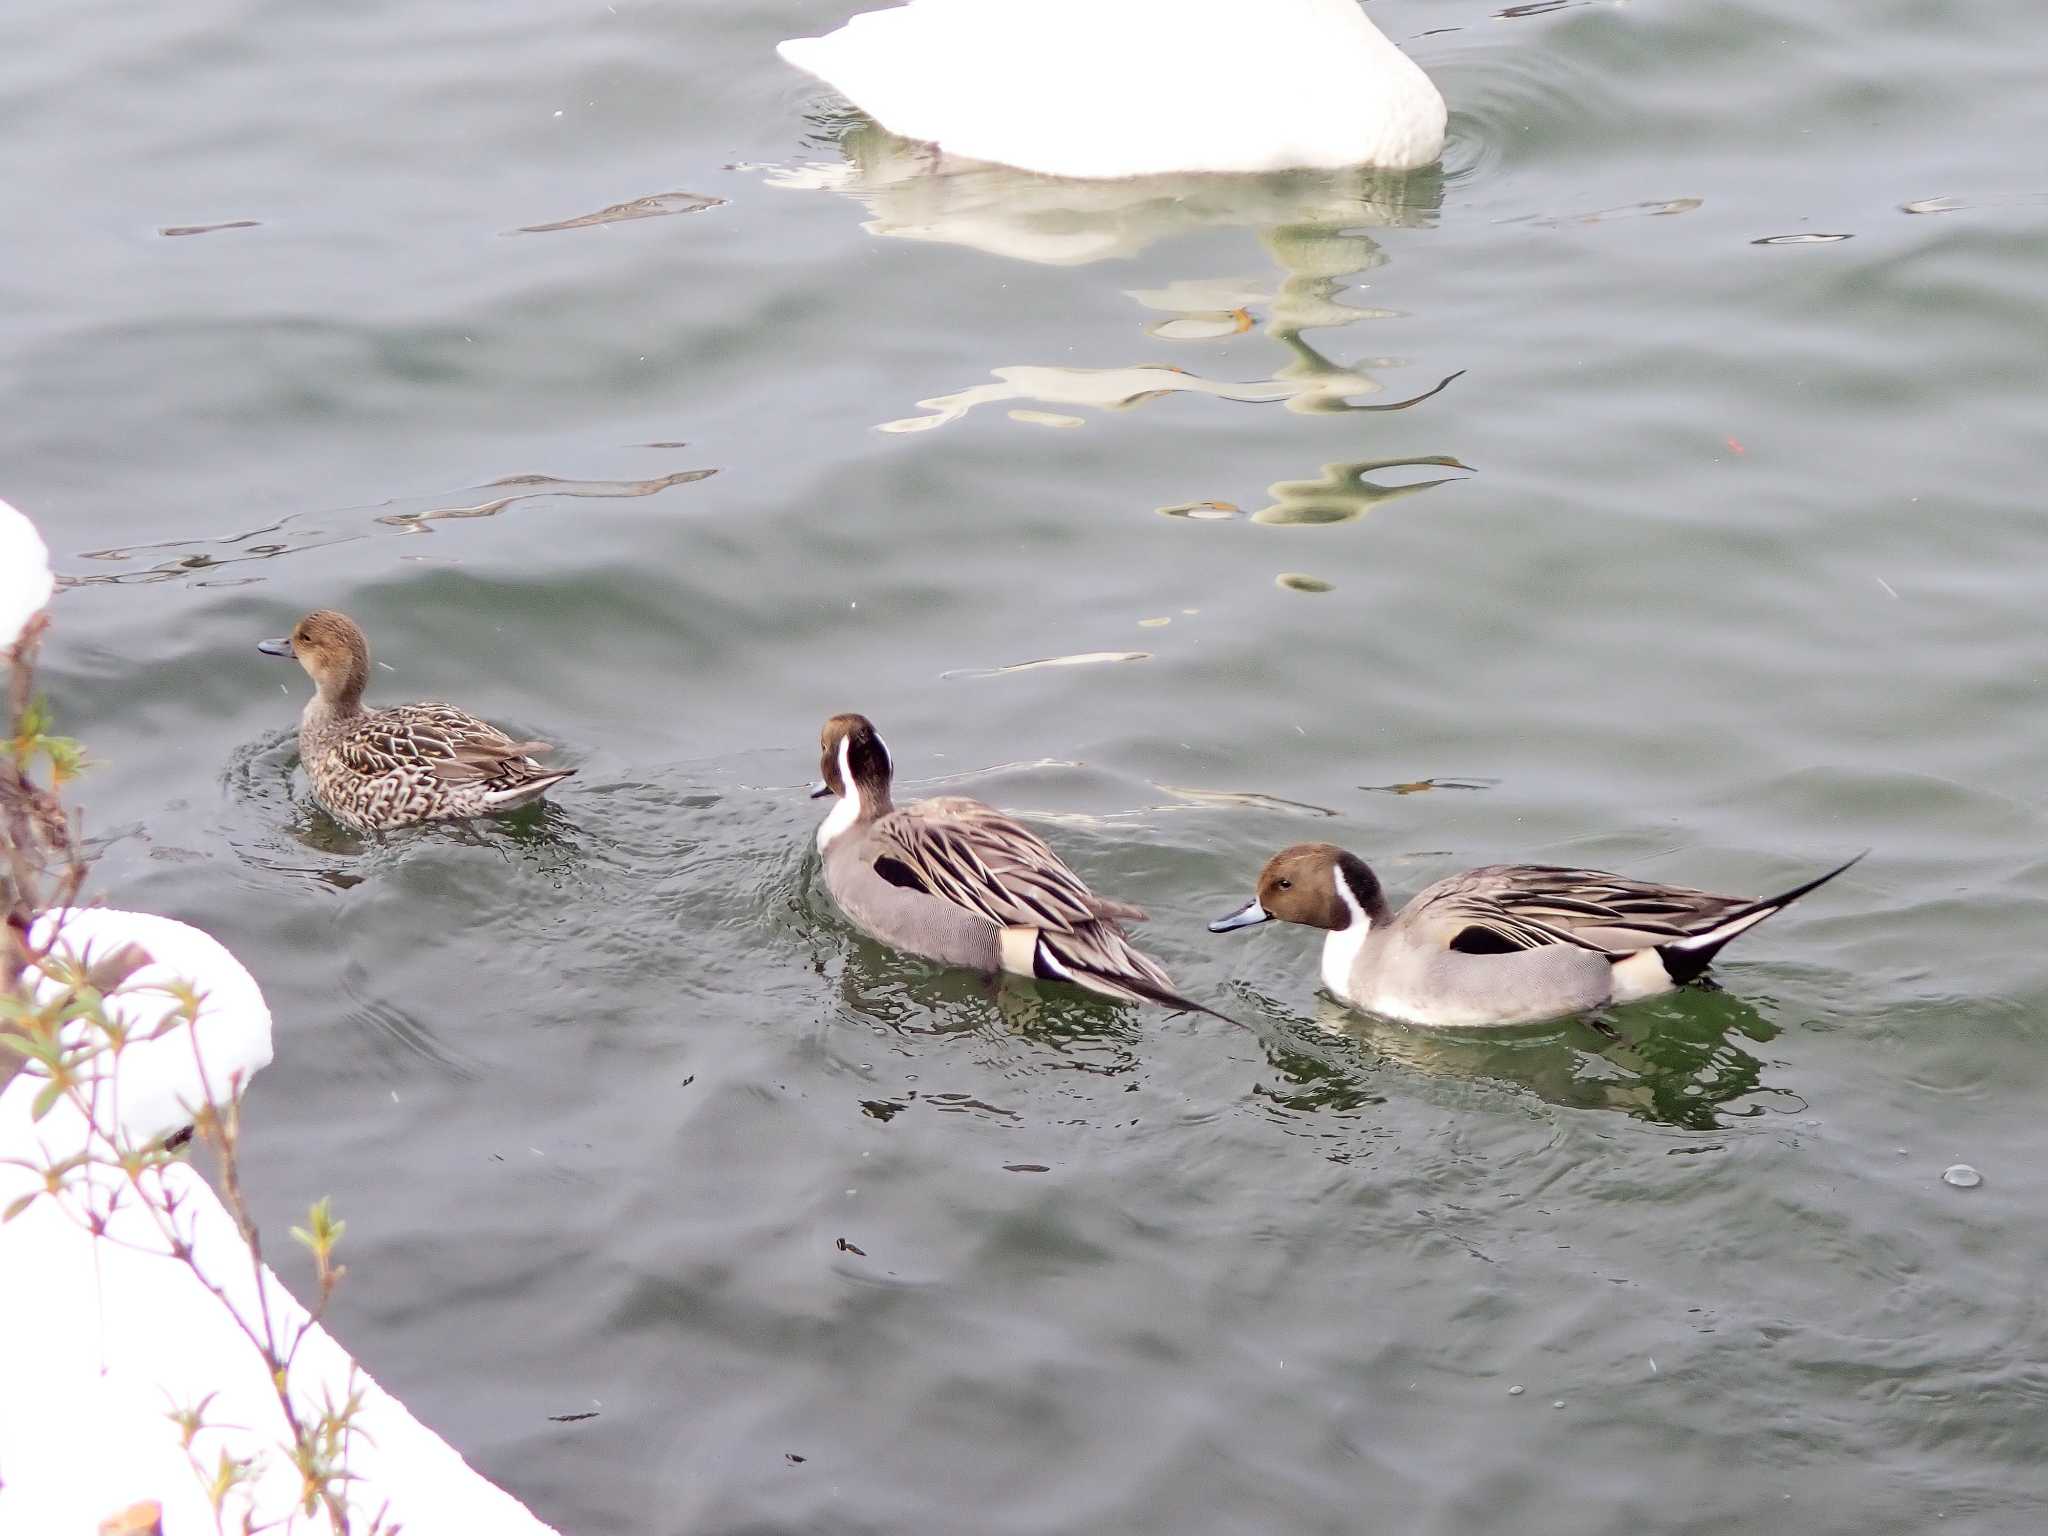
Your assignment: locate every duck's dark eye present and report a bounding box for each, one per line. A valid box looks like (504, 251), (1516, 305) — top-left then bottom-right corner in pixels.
(1276, 877), (1292, 891)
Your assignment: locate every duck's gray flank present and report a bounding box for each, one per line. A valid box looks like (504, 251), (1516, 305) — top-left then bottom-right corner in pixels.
(811, 712), (1233, 1021)
(1212, 843), (1863, 1029)
(258, 609), (574, 832)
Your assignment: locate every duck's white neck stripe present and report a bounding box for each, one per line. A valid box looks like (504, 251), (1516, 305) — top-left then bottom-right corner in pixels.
(1320, 865), (1372, 1000)
(817, 735), (862, 851)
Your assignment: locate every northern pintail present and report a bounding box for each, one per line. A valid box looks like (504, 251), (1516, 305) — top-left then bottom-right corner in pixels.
(810, 713), (1225, 1016)
(777, 0), (1445, 179)
(1210, 843), (1863, 1028)
(257, 609), (573, 832)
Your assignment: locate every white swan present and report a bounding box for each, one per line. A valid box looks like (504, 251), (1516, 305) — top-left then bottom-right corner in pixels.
(0, 909), (557, 1535)
(777, 0), (1447, 179)
(0, 497), (54, 649)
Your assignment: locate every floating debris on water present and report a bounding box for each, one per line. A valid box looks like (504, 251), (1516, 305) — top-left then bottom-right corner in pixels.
(942, 651), (1150, 679)
(1901, 196), (1964, 215)
(1503, 197), (1701, 229)
(1943, 1164), (1982, 1189)
(1361, 777), (1498, 796)
(1155, 784), (1338, 818)
(1276, 573), (1333, 593)
(1507, 1385), (1525, 1396)
(513, 190), (726, 234)
(1007, 409), (1085, 428)
(1138, 617), (1172, 628)
(1157, 500), (1242, 520)
(159, 219), (261, 237)
(1551, 1400), (1566, 1410)
(1750, 232), (1854, 245)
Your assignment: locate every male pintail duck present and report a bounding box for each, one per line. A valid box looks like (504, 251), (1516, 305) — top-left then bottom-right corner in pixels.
(1209, 844), (1864, 1029)
(811, 713), (1227, 1018)
(776, 0), (1446, 180)
(258, 609), (573, 832)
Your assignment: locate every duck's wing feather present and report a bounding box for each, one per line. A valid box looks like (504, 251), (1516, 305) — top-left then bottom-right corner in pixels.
(868, 797), (1147, 932)
(334, 704), (551, 786)
(1410, 865), (1753, 957)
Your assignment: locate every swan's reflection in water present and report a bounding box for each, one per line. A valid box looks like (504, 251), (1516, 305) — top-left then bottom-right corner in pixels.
(1254, 454), (1473, 524)
(774, 123), (1443, 266)
(773, 128), (1465, 453)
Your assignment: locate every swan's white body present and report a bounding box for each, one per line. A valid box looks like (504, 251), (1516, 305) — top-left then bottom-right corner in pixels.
(777, 0), (1447, 179)
(0, 497), (54, 648)
(0, 909), (556, 1535)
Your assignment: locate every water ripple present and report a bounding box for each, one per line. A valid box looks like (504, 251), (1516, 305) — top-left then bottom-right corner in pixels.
(59, 466), (716, 588)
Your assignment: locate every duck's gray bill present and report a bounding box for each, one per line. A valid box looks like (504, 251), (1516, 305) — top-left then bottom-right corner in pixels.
(1208, 901), (1269, 933)
(808, 780), (832, 799)
(256, 637), (294, 657)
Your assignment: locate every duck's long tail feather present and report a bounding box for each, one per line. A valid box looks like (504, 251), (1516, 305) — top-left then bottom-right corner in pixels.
(1656, 850), (1866, 984)
(1033, 927), (1244, 1026)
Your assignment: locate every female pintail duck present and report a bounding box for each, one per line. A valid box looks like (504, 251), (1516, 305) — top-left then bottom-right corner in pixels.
(811, 713), (1227, 1017)
(257, 609), (573, 832)
(777, 0), (1446, 180)
(1209, 844), (1864, 1029)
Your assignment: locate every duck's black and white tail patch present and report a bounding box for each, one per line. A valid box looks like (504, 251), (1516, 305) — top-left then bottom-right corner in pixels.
(1029, 930), (1243, 1027)
(1644, 851), (1866, 986)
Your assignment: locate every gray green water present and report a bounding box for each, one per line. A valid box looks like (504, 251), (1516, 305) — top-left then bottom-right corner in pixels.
(10, 0), (2048, 1529)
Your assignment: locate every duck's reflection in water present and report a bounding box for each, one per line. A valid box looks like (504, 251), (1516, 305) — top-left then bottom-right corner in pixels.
(1254, 990), (1800, 1131)
(835, 937), (1145, 1049)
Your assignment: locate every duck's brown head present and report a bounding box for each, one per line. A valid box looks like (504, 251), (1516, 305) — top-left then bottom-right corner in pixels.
(258, 609), (370, 706)
(1209, 843), (1389, 934)
(811, 712), (896, 816)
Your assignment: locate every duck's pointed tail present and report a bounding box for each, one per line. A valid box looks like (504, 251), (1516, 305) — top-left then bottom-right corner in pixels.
(1655, 850), (1866, 985)
(1033, 927), (1244, 1027)
(482, 768), (577, 813)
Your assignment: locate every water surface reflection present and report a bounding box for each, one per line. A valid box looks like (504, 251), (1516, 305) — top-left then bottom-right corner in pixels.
(774, 125), (1442, 267)
(1242, 990), (1800, 1131)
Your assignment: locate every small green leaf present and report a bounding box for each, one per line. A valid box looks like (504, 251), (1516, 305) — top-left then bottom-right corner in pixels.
(30, 1078), (63, 1123)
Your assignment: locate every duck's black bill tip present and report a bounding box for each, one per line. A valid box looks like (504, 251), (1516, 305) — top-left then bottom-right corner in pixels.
(808, 780), (832, 800)
(1208, 901), (1269, 934)
(256, 637), (294, 657)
